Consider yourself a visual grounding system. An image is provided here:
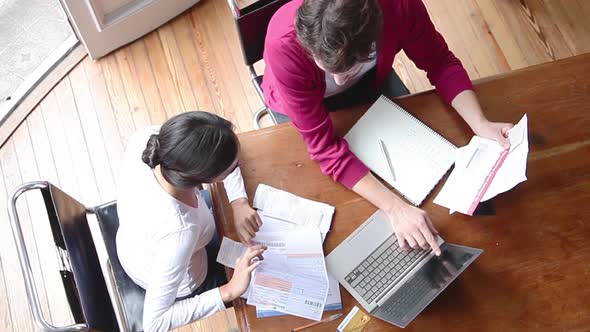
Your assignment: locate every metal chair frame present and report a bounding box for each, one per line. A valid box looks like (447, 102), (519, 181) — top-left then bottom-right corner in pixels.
(9, 182), (90, 331)
(8, 181), (127, 332)
(226, 0), (291, 129)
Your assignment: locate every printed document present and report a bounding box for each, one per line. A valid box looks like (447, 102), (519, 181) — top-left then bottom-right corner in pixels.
(256, 272), (342, 317)
(216, 232), (287, 269)
(246, 231), (329, 321)
(482, 114), (529, 201)
(434, 114), (529, 214)
(253, 184), (335, 236)
(216, 212), (332, 271)
(258, 212), (334, 242)
(216, 237), (246, 268)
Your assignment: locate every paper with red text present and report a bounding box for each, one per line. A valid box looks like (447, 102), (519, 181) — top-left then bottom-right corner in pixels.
(246, 231), (329, 321)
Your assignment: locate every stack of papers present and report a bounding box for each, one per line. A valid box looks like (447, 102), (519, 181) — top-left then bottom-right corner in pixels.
(253, 184), (335, 238)
(218, 231), (330, 321)
(256, 273), (342, 318)
(434, 114), (529, 215)
(246, 231), (329, 321)
(216, 184), (340, 321)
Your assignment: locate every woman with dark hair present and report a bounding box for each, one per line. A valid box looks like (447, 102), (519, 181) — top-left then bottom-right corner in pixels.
(116, 111), (266, 331)
(262, 0), (514, 255)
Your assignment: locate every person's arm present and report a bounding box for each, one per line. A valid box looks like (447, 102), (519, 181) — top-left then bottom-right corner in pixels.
(219, 245), (266, 300)
(352, 173), (441, 255)
(266, 37), (441, 253)
(401, 0), (513, 145)
(143, 230), (265, 332)
(400, 0), (473, 105)
(222, 167), (247, 203)
(451, 90), (513, 148)
(222, 167), (262, 244)
(142, 230), (225, 332)
(265, 37), (370, 189)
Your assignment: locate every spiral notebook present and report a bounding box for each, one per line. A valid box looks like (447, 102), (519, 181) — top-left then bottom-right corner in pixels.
(344, 95), (456, 205)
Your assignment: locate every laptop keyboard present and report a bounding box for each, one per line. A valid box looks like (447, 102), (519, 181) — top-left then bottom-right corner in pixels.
(344, 236), (429, 303)
(379, 272), (432, 321)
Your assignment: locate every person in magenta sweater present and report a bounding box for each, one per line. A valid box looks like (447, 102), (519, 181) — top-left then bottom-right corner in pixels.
(261, 0), (514, 254)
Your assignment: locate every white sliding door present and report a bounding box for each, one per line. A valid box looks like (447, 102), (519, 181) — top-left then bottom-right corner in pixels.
(61, 0), (199, 58)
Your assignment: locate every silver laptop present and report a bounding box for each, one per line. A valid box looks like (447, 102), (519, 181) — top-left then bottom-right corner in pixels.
(326, 210), (482, 328)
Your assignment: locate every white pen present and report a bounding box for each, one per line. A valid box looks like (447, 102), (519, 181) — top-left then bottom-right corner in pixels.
(379, 139), (396, 182)
(465, 146), (479, 168)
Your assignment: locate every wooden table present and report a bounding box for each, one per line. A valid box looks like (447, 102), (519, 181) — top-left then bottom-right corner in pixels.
(210, 54), (590, 331)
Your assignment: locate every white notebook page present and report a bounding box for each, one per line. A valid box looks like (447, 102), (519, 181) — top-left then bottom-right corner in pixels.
(344, 96), (456, 205)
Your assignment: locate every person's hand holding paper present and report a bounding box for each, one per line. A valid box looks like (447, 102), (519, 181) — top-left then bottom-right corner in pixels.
(434, 114), (529, 215)
(219, 245), (267, 302)
(472, 119), (514, 149)
(481, 114), (529, 201)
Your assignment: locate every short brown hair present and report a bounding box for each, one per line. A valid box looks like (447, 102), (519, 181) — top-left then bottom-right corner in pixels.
(295, 0), (383, 73)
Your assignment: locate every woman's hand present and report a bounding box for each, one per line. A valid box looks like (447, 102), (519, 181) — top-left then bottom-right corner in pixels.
(231, 198), (262, 245)
(385, 203), (441, 256)
(473, 120), (514, 149)
(219, 245), (267, 302)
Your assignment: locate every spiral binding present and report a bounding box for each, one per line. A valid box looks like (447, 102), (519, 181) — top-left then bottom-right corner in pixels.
(380, 95), (457, 150)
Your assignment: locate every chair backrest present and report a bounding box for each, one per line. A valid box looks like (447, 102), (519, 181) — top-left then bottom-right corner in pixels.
(90, 202), (145, 332)
(41, 183), (120, 331)
(9, 182), (216, 332)
(42, 184), (119, 331)
(8, 181), (120, 331)
(228, 0), (291, 66)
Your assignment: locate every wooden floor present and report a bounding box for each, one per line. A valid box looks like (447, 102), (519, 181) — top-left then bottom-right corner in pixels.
(0, 0), (588, 331)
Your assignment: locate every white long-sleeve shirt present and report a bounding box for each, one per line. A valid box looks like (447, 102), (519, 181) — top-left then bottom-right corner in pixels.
(116, 127), (247, 331)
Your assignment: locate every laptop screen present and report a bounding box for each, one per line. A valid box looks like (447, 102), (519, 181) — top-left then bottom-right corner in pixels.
(375, 244), (481, 328)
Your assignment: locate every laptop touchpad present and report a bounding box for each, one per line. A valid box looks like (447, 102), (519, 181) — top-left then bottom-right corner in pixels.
(347, 212), (392, 252)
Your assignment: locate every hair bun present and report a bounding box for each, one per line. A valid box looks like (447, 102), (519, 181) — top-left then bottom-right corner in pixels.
(142, 134), (161, 168)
